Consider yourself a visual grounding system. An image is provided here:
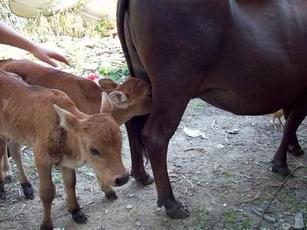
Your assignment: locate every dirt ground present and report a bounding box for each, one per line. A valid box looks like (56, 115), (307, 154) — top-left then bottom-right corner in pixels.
(0, 37), (307, 230)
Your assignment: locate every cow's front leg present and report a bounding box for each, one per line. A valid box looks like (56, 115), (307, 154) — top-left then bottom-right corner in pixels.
(142, 96), (190, 219)
(126, 115), (154, 185)
(62, 167), (87, 224)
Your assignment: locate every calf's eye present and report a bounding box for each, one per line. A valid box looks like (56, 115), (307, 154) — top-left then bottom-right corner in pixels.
(90, 148), (100, 156)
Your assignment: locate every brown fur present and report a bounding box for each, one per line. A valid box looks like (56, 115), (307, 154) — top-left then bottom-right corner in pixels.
(0, 58), (152, 201)
(0, 69), (128, 229)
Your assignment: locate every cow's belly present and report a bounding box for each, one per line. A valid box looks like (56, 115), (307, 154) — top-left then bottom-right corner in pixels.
(199, 66), (307, 115)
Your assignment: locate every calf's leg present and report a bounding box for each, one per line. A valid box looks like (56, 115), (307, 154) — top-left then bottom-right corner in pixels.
(126, 115), (154, 185)
(0, 137), (8, 198)
(8, 141), (34, 199)
(35, 149), (55, 230)
(62, 167), (87, 224)
(2, 151), (12, 182)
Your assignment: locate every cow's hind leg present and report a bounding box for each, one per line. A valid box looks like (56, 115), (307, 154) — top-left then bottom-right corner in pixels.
(142, 94), (190, 219)
(8, 141), (34, 199)
(272, 93), (307, 175)
(283, 108), (305, 156)
(126, 115), (154, 185)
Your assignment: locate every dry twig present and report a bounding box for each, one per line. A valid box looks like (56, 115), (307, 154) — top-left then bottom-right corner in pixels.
(255, 165), (306, 229)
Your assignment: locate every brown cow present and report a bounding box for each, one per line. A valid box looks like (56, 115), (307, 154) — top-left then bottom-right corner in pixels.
(117, 0), (307, 219)
(0, 69), (129, 229)
(0, 58), (152, 200)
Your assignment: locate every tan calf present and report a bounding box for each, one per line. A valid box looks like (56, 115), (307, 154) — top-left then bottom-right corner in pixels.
(0, 58), (151, 200)
(0, 69), (129, 229)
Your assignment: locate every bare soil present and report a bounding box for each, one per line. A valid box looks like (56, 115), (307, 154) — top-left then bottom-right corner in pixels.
(0, 37), (307, 230)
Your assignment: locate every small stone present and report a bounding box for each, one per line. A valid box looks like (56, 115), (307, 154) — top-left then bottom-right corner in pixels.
(126, 204), (134, 209)
(217, 144), (225, 149)
(282, 223), (291, 230)
(294, 212), (304, 230)
(135, 221), (142, 227)
(223, 203), (227, 207)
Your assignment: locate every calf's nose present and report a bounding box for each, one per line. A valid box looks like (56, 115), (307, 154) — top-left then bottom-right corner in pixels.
(114, 173), (130, 186)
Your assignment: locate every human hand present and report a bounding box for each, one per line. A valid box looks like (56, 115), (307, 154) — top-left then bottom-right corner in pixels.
(31, 45), (70, 67)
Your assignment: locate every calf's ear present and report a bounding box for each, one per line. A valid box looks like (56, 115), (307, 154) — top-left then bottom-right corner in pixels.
(53, 104), (79, 131)
(109, 91), (129, 109)
(98, 78), (118, 92)
(100, 92), (113, 114)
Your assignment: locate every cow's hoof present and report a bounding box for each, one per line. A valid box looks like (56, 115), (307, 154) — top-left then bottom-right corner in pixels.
(288, 146), (304, 156)
(165, 204), (190, 219)
(40, 222), (53, 230)
(0, 182), (5, 199)
(5, 175), (13, 183)
(105, 190), (118, 200)
(271, 160), (290, 176)
(71, 209), (88, 224)
(131, 171), (154, 186)
(21, 182), (34, 200)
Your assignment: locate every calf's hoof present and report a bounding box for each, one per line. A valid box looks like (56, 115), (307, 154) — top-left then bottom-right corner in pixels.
(105, 190), (118, 200)
(288, 145), (304, 157)
(131, 171), (154, 186)
(40, 222), (53, 230)
(271, 160), (290, 176)
(5, 175), (13, 183)
(71, 209), (88, 224)
(0, 183), (5, 199)
(21, 182), (34, 200)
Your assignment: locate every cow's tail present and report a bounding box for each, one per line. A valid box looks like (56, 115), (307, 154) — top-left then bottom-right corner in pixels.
(117, 0), (149, 165)
(116, 0), (135, 77)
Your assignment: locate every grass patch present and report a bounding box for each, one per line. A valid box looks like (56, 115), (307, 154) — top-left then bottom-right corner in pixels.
(192, 99), (206, 112)
(98, 65), (129, 82)
(191, 208), (210, 230)
(224, 209), (236, 224)
(278, 191), (307, 213)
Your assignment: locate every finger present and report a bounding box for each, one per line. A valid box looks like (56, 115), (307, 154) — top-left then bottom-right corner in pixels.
(50, 53), (70, 66)
(43, 57), (58, 67)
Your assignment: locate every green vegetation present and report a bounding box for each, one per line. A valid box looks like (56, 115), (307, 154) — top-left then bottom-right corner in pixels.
(192, 208), (210, 230)
(98, 65), (129, 82)
(0, 1), (115, 39)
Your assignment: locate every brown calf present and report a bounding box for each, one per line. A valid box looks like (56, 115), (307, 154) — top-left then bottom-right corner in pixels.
(0, 58), (152, 200)
(0, 69), (129, 229)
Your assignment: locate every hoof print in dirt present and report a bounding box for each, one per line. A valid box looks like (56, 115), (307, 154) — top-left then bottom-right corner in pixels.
(71, 209), (88, 224)
(271, 160), (291, 176)
(21, 182), (35, 200)
(287, 146), (304, 156)
(5, 175), (13, 183)
(105, 190), (118, 200)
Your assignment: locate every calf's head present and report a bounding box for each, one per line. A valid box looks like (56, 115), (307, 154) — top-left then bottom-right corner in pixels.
(53, 93), (129, 188)
(99, 77), (152, 124)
